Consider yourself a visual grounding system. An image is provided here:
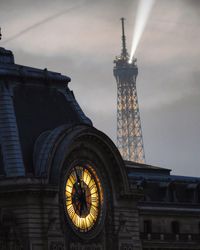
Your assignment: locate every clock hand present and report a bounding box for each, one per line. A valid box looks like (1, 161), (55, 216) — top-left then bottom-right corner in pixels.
(82, 189), (88, 211)
(73, 167), (83, 198)
(74, 167), (81, 184)
(80, 190), (86, 216)
(77, 187), (88, 217)
(74, 167), (88, 216)
(72, 191), (79, 203)
(74, 167), (85, 199)
(80, 198), (84, 216)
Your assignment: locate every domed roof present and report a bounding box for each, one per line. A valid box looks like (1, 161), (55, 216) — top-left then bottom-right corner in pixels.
(0, 47), (92, 178)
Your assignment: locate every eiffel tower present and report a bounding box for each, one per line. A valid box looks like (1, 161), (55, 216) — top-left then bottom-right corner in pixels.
(113, 18), (145, 163)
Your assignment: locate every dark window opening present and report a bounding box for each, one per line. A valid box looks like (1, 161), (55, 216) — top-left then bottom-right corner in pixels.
(0, 144), (5, 175)
(171, 221), (180, 234)
(144, 220), (152, 234)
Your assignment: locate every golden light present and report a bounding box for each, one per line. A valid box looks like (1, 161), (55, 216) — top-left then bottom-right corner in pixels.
(65, 165), (102, 232)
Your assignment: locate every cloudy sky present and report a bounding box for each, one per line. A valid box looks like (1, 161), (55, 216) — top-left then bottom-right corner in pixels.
(1, 0), (200, 177)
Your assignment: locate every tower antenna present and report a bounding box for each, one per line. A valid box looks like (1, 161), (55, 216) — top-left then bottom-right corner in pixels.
(120, 17), (128, 58)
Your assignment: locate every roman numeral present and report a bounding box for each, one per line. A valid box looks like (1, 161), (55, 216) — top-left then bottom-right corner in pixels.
(91, 196), (97, 202)
(90, 190), (98, 196)
(67, 205), (75, 218)
(90, 206), (97, 218)
(90, 183), (97, 191)
(66, 197), (72, 205)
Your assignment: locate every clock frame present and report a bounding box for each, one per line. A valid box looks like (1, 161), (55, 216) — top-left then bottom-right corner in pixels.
(64, 161), (105, 238)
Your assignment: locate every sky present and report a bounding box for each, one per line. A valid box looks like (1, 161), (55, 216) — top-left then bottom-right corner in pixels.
(0, 0), (200, 177)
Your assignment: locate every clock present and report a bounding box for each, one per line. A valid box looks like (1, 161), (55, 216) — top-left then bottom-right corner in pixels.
(64, 162), (104, 236)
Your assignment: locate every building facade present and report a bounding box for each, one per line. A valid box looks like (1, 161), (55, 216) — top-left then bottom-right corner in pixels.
(0, 47), (200, 250)
(127, 161), (200, 250)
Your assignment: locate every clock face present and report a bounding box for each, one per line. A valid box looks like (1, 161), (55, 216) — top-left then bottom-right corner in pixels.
(65, 164), (103, 233)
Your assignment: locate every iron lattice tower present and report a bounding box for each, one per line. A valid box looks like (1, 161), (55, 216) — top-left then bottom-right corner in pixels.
(113, 18), (145, 163)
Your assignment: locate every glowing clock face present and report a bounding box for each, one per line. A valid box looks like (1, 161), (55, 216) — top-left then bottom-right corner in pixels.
(65, 164), (103, 233)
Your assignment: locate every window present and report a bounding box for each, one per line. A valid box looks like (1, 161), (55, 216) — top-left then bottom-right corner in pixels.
(171, 221), (179, 234)
(144, 220), (152, 234)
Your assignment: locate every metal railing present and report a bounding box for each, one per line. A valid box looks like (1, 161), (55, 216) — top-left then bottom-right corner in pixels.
(140, 232), (200, 242)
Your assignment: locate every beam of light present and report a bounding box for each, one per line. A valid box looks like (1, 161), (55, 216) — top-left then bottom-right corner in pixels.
(2, 0), (91, 45)
(129, 0), (155, 63)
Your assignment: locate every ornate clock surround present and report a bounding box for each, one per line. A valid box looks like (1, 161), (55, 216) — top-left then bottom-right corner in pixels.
(38, 125), (129, 247)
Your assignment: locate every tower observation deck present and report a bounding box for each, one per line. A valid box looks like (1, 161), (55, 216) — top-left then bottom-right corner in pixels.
(113, 18), (145, 163)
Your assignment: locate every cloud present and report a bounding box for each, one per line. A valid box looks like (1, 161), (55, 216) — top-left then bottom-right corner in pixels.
(1, 0), (200, 177)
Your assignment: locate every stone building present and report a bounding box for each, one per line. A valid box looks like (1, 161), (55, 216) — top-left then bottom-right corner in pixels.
(0, 47), (200, 250)
(127, 161), (200, 249)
